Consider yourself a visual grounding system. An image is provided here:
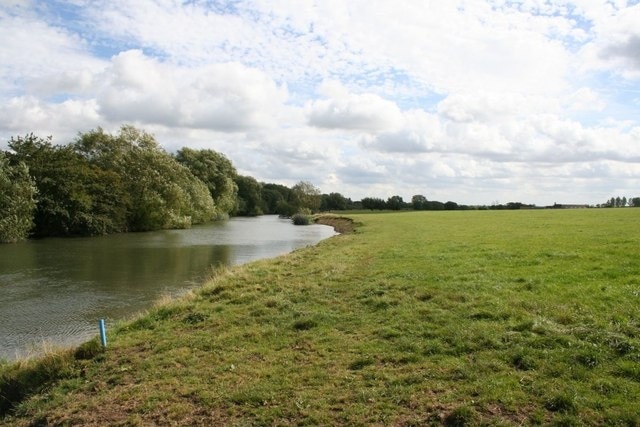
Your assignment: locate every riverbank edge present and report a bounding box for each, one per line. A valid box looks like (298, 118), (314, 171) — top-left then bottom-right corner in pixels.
(313, 214), (358, 234)
(0, 214), (357, 420)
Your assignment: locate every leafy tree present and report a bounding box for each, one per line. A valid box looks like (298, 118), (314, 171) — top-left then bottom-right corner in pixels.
(386, 195), (405, 210)
(425, 200), (445, 210)
(113, 127), (215, 230)
(412, 194), (427, 210)
(361, 197), (386, 210)
(444, 201), (459, 210)
(260, 183), (294, 215)
(73, 126), (215, 231)
(175, 148), (238, 217)
(292, 181), (322, 213)
(235, 175), (264, 216)
(7, 134), (122, 237)
(321, 192), (350, 211)
(631, 197), (640, 207)
(0, 151), (37, 242)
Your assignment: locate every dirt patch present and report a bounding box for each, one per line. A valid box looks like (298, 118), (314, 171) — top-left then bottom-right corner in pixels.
(314, 215), (357, 234)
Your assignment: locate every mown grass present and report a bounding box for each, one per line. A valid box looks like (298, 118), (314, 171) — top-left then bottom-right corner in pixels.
(1, 209), (639, 425)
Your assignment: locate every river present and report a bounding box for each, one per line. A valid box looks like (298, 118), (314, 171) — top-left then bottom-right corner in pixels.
(0, 216), (337, 360)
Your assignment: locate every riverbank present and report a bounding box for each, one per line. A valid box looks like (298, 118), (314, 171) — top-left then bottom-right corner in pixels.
(2, 210), (639, 425)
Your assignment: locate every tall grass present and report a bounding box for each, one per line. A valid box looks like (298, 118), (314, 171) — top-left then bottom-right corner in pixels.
(2, 209), (639, 425)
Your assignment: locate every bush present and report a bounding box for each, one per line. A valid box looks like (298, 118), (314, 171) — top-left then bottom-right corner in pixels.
(292, 213), (312, 225)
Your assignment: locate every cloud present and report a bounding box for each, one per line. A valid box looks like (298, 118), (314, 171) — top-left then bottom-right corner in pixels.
(0, 9), (106, 97)
(0, 96), (101, 139)
(577, 2), (640, 79)
(97, 50), (288, 131)
(600, 35), (640, 77)
(307, 92), (403, 131)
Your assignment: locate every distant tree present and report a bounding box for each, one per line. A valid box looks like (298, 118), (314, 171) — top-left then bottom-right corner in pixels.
(262, 182), (296, 216)
(444, 201), (459, 210)
(622, 196), (627, 207)
(0, 151), (37, 242)
(292, 181), (322, 213)
(361, 197), (386, 210)
(631, 197), (640, 207)
(175, 148), (238, 217)
(425, 200), (445, 210)
(386, 195), (405, 210)
(235, 175), (264, 216)
(412, 194), (427, 210)
(321, 192), (349, 211)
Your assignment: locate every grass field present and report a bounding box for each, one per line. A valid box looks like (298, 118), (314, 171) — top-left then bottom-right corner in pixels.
(2, 209), (639, 425)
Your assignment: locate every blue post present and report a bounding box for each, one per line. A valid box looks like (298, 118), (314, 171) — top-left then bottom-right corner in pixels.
(99, 319), (107, 348)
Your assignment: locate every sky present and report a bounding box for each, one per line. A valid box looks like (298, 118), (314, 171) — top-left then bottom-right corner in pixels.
(1, 0), (639, 206)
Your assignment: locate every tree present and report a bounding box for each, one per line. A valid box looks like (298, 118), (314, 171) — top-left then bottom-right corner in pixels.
(0, 151), (37, 242)
(386, 195), (405, 210)
(412, 194), (427, 210)
(631, 197), (640, 207)
(114, 128), (215, 230)
(175, 148), (238, 217)
(425, 200), (445, 210)
(291, 181), (322, 213)
(73, 126), (216, 232)
(261, 183), (297, 216)
(361, 197), (386, 210)
(7, 133), (122, 237)
(321, 192), (349, 211)
(235, 175), (264, 216)
(444, 201), (459, 210)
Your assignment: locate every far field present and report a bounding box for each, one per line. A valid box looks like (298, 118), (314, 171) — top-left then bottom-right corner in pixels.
(2, 209), (639, 425)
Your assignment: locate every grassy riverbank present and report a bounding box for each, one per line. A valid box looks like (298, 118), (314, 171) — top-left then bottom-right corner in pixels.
(2, 210), (639, 425)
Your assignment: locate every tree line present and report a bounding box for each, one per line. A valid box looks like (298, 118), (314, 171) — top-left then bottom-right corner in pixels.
(598, 196), (640, 208)
(0, 126), (339, 243)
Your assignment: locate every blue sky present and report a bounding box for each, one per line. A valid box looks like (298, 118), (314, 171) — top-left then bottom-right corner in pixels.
(1, 0), (639, 205)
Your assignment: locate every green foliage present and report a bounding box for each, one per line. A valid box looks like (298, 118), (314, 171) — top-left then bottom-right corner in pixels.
(4, 126), (218, 237)
(73, 126), (215, 231)
(261, 183), (299, 216)
(361, 196), (387, 210)
(386, 195), (405, 210)
(291, 212), (312, 225)
(234, 175), (264, 216)
(0, 152), (37, 243)
(8, 134), (125, 237)
(411, 194), (427, 210)
(175, 147), (238, 216)
(320, 192), (350, 211)
(291, 180), (321, 213)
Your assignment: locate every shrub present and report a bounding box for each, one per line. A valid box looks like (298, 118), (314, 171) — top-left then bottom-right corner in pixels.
(292, 212), (312, 225)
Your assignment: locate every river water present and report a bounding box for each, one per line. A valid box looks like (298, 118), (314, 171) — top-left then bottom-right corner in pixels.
(0, 216), (336, 360)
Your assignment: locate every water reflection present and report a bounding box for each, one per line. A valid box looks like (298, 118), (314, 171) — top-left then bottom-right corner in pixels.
(0, 216), (336, 359)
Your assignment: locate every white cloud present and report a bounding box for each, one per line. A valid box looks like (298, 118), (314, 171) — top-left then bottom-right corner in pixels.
(0, 96), (101, 140)
(307, 87), (403, 131)
(97, 50), (288, 131)
(0, 9), (106, 97)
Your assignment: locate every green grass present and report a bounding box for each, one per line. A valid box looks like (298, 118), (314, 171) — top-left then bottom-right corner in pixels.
(2, 209), (640, 425)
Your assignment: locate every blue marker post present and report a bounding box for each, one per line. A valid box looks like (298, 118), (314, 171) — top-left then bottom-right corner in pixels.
(99, 319), (107, 348)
